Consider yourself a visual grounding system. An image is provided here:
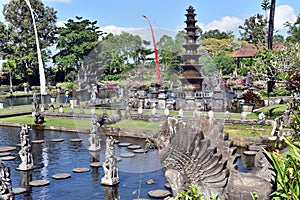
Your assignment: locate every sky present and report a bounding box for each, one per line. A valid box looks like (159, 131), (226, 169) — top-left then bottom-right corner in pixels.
(0, 0), (299, 41)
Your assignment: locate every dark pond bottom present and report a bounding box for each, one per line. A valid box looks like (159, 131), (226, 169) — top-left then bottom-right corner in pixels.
(0, 126), (168, 200)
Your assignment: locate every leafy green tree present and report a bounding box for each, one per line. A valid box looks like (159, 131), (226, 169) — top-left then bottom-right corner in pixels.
(200, 38), (240, 56)
(0, 22), (9, 57)
(53, 16), (102, 81)
(286, 14), (300, 43)
(239, 14), (267, 44)
(157, 34), (181, 72)
(212, 55), (236, 75)
(261, 0), (271, 21)
(254, 43), (300, 93)
(200, 29), (234, 40)
(2, 0), (57, 85)
(94, 32), (149, 81)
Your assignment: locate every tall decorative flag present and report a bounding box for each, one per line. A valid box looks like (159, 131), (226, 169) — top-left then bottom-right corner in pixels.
(143, 15), (161, 83)
(25, 0), (47, 96)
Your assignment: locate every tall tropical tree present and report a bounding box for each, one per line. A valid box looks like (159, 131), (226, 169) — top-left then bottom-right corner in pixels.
(2, 0), (57, 85)
(2, 60), (17, 92)
(53, 16), (102, 81)
(239, 14), (267, 44)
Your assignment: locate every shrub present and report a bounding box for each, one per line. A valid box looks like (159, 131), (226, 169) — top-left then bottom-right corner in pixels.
(264, 137), (300, 200)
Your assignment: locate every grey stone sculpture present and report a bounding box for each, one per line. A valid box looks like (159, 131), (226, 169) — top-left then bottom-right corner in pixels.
(0, 161), (13, 200)
(32, 93), (44, 124)
(88, 116), (101, 151)
(149, 113), (272, 200)
(101, 136), (119, 186)
(17, 125), (34, 171)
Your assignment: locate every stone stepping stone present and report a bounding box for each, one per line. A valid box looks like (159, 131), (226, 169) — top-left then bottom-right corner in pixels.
(116, 157), (122, 162)
(164, 182), (171, 189)
(52, 173), (71, 180)
(51, 138), (64, 142)
(148, 190), (171, 199)
(118, 142), (132, 147)
(0, 146), (16, 152)
(146, 179), (155, 185)
(120, 153), (135, 158)
(127, 145), (142, 150)
(0, 152), (11, 157)
(133, 149), (148, 154)
(72, 167), (90, 173)
(90, 162), (103, 168)
(12, 187), (26, 195)
(243, 151), (257, 156)
(29, 180), (50, 187)
(70, 138), (82, 142)
(32, 140), (45, 144)
(0, 156), (16, 161)
(114, 139), (120, 144)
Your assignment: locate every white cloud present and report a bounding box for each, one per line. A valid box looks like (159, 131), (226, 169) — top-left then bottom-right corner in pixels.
(55, 21), (66, 28)
(101, 25), (138, 35)
(204, 16), (243, 32)
(274, 5), (297, 30)
(101, 25), (177, 41)
(176, 16), (242, 36)
(46, 0), (72, 3)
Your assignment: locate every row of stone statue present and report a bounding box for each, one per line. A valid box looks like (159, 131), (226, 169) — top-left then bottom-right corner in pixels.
(0, 120), (119, 199)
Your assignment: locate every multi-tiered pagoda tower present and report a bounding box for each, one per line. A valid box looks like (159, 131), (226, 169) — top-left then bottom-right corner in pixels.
(180, 6), (203, 91)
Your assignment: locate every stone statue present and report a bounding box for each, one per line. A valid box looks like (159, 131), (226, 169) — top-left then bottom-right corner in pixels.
(17, 125), (34, 171)
(32, 93), (39, 111)
(0, 161), (13, 200)
(178, 108), (183, 118)
(32, 93), (44, 124)
(149, 114), (272, 199)
(88, 116), (101, 151)
(101, 136), (119, 186)
(246, 71), (254, 87)
(258, 112), (266, 123)
(224, 111), (230, 120)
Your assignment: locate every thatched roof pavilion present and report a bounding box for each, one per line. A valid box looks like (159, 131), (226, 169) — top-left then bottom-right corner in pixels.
(230, 43), (283, 67)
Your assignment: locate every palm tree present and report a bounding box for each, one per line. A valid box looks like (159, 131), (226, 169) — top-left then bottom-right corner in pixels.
(2, 60), (16, 93)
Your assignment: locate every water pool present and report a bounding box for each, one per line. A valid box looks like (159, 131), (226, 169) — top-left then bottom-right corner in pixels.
(0, 126), (167, 200)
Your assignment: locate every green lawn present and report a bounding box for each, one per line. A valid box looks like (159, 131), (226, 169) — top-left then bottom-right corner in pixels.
(108, 119), (161, 131)
(224, 124), (273, 138)
(0, 115), (90, 129)
(0, 104), (287, 138)
(0, 114), (275, 138)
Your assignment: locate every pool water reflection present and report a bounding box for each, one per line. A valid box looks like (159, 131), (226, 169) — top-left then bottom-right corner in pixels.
(0, 126), (167, 200)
